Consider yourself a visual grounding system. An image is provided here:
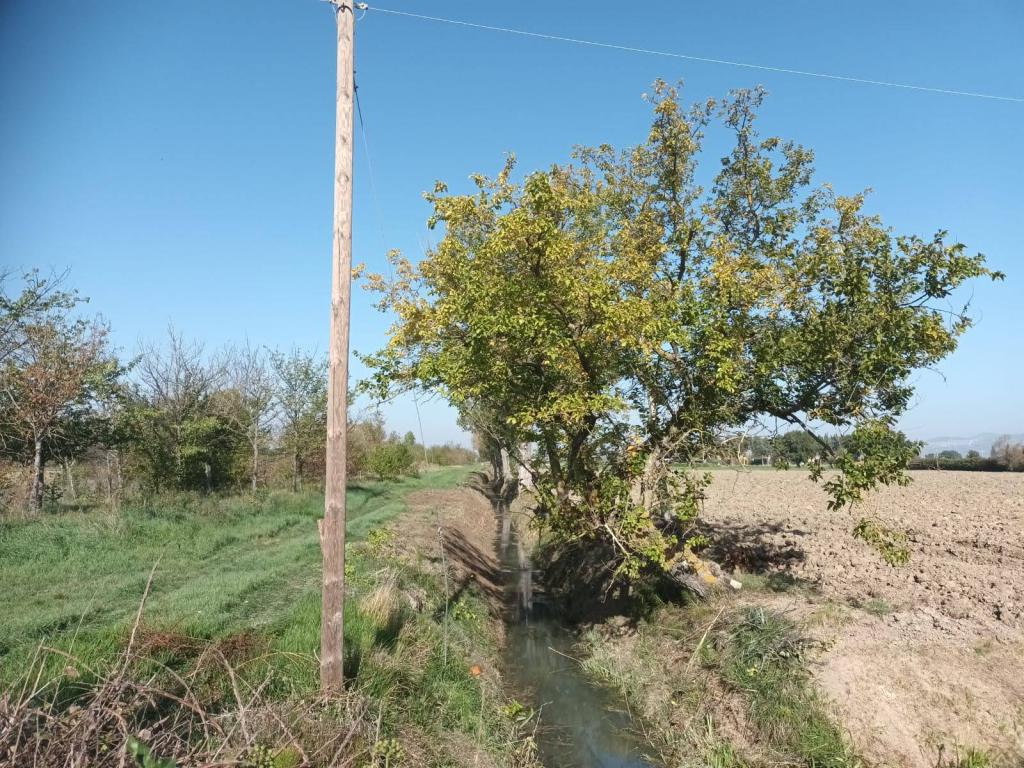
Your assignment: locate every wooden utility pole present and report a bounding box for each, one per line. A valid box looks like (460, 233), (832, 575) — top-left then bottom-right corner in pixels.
(321, 0), (356, 694)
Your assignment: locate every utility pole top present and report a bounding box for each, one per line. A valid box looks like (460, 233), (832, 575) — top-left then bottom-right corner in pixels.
(324, 0), (368, 10)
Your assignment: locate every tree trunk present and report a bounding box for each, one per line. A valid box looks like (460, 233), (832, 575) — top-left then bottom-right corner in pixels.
(30, 437), (45, 513)
(105, 451), (115, 505)
(63, 458), (77, 502)
(114, 449), (124, 507)
(500, 447), (512, 480)
(173, 423), (182, 483)
(251, 427), (259, 493)
(490, 452), (502, 484)
(293, 448), (301, 493)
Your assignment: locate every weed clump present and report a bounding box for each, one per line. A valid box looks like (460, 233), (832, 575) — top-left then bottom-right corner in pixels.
(716, 608), (857, 767)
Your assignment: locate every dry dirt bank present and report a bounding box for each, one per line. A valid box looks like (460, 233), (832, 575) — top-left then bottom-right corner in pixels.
(377, 481), (534, 768)
(701, 469), (1024, 767)
(394, 482), (508, 627)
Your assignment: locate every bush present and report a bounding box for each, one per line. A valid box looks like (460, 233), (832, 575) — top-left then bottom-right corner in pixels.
(425, 443), (477, 466)
(366, 443), (417, 481)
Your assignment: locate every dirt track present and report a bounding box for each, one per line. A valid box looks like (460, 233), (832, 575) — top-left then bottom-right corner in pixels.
(702, 469), (1024, 767)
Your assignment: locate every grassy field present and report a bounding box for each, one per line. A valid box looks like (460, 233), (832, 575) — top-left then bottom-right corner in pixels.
(0, 465), (544, 766)
(0, 466), (473, 686)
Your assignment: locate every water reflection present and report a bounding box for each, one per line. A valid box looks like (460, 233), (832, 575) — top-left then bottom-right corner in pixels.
(496, 503), (656, 768)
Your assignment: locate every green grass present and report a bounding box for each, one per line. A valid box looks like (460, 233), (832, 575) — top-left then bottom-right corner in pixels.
(946, 748), (993, 768)
(0, 464), (545, 766)
(0, 466), (473, 688)
(717, 607), (859, 767)
(859, 597), (896, 617)
(580, 603), (860, 768)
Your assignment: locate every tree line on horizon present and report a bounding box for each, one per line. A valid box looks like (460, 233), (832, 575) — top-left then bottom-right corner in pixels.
(724, 430), (1024, 470)
(0, 269), (475, 515)
(910, 436), (1024, 472)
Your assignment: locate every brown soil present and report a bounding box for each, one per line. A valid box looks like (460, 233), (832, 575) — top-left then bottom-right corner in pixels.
(701, 469), (1024, 767)
(394, 481), (506, 617)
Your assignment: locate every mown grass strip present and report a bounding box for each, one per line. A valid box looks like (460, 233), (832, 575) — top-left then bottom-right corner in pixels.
(0, 466), (472, 688)
(1, 475), (543, 767)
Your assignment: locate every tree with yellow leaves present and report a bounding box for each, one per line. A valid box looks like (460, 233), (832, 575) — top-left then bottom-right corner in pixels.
(362, 82), (1001, 597)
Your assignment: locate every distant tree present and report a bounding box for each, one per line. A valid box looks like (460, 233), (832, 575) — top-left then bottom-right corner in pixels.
(1, 315), (117, 511)
(366, 441), (416, 481)
(772, 430), (821, 465)
(966, 449), (981, 460)
(0, 269), (81, 368)
(425, 442), (478, 466)
(222, 342), (277, 491)
(991, 435), (1024, 471)
(347, 413), (386, 477)
(938, 449), (962, 460)
(129, 328), (235, 492)
(743, 435), (773, 464)
(270, 348), (327, 492)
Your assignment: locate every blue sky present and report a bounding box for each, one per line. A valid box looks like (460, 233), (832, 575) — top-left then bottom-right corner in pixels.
(1, 0), (1021, 445)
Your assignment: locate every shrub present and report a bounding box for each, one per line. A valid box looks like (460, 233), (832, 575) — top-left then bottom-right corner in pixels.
(366, 443), (417, 481)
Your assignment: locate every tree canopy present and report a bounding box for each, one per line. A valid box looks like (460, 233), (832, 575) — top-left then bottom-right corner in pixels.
(363, 82), (1001, 591)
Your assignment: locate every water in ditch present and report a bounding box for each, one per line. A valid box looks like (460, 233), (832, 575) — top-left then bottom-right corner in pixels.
(495, 502), (657, 768)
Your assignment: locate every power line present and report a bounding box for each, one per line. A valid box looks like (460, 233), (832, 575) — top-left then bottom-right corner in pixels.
(365, 5), (1023, 104)
(353, 81), (393, 280)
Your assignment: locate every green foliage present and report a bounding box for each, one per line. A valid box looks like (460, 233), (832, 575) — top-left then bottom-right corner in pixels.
(122, 404), (243, 493)
(852, 517), (911, 566)
(366, 526), (396, 556)
(450, 598), (480, 625)
(425, 441), (478, 466)
(0, 273), (124, 509)
(347, 413), (388, 476)
(0, 269), (83, 365)
(363, 81), (999, 586)
(718, 609), (858, 767)
(270, 348), (327, 490)
(127, 736), (177, 768)
(771, 431), (822, 465)
(909, 455), (1012, 472)
(813, 421), (919, 512)
(244, 744), (278, 768)
(366, 441), (418, 481)
(368, 738), (405, 767)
